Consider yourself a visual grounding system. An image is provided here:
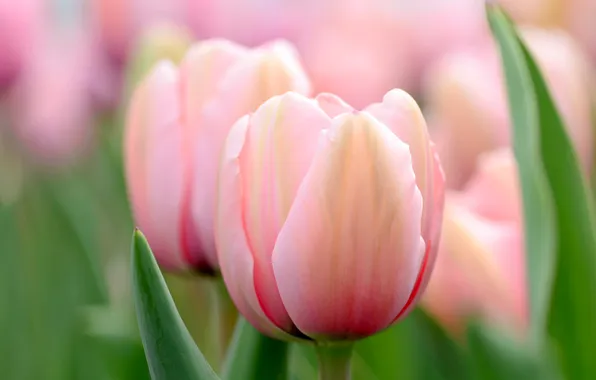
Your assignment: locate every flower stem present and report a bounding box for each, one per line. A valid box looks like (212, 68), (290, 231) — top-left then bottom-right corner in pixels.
(211, 279), (238, 363)
(316, 343), (354, 380)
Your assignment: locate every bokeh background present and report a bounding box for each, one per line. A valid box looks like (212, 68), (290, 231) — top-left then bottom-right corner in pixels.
(1, 0), (594, 379)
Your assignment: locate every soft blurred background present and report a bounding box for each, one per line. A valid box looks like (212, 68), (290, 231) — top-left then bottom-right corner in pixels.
(0, 0), (594, 379)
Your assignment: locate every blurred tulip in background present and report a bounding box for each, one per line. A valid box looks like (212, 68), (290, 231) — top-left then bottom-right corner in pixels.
(425, 27), (593, 188)
(422, 149), (526, 335)
(124, 39), (311, 274)
(216, 89), (444, 341)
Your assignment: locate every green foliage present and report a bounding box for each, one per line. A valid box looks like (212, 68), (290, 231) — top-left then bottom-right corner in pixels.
(488, 5), (596, 379)
(131, 230), (219, 380)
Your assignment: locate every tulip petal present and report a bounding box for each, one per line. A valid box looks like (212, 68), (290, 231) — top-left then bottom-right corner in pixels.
(215, 116), (288, 337)
(366, 89), (434, 239)
(272, 112), (425, 340)
(315, 93), (353, 117)
(125, 61), (185, 270)
(240, 92), (331, 331)
(180, 39), (248, 134)
(462, 149), (521, 222)
(392, 144), (445, 321)
(190, 40), (311, 270)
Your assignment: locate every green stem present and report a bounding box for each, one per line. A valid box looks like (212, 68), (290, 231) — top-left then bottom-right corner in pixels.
(316, 343), (354, 380)
(211, 279), (238, 362)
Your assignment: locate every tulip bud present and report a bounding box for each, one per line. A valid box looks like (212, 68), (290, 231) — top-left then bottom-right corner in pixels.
(422, 149), (527, 335)
(124, 39), (311, 274)
(426, 27), (593, 189)
(216, 90), (445, 341)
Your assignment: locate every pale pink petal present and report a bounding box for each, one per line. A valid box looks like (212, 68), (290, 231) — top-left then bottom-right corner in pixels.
(462, 148), (521, 223)
(179, 39), (249, 137)
(434, 198), (527, 331)
(140, 61), (186, 269)
(315, 93), (353, 118)
(240, 92), (331, 331)
(190, 40), (311, 270)
(273, 112), (424, 340)
(366, 89), (434, 239)
(179, 39), (248, 268)
(215, 115), (290, 338)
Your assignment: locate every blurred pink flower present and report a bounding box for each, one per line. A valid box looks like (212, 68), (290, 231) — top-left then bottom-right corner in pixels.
(216, 90), (444, 340)
(297, 0), (415, 109)
(422, 149), (527, 335)
(10, 29), (102, 166)
(0, 0), (43, 90)
(124, 39), (311, 274)
(426, 27), (593, 189)
(398, 0), (488, 88)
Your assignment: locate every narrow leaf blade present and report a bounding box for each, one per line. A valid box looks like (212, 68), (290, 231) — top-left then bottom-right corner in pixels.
(488, 5), (596, 378)
(486, 4), (557, 341)
(132, 229), (219, 380)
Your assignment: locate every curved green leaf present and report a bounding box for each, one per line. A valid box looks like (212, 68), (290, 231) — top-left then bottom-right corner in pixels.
(221, 318), (289, 380)
(488, 5), (596, 378)
(131, 229), (219, 380)
(486, 5), (556, 342)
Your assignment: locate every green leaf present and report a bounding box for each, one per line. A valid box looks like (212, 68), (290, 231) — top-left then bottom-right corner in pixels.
(131, 229), (219, 380)
(486, 4), (556, 342)
(467, 323), (561, 380)
(488, 5), (596, 379)
(221, 318), (289, 380)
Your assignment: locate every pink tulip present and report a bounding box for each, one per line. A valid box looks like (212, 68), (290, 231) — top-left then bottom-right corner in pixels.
(10, 29), (100, 166)
(0, 0), (43, 90)
(297, 0), (415, 109)
(422, 149), (527, 334)
(398, 0), (488, 88)
(216, 89), (445, 340)
(426, 27), (593, 189)
(125, 39), (311, 274)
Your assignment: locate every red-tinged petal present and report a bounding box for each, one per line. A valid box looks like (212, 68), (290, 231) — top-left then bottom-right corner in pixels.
(393, 143), (446, 321)
(215, 116), (292, 338)
(240, 92), (331, 331)
(272, 112), (425, 340)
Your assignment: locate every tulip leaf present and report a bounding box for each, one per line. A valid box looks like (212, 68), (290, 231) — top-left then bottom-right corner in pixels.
(221, 318), (289, 380)
(488, 5), (596, 379)
(486, 4), (556, 342)
(131, 229), (219, 380)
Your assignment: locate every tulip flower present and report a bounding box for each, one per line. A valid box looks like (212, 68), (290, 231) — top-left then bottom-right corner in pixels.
(426, 27), (593, 188)
(10, 29), (100, 166)
(125, 39), (311, 274)
(216, 89), (445, 341)
(422, 149), (527, 335)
